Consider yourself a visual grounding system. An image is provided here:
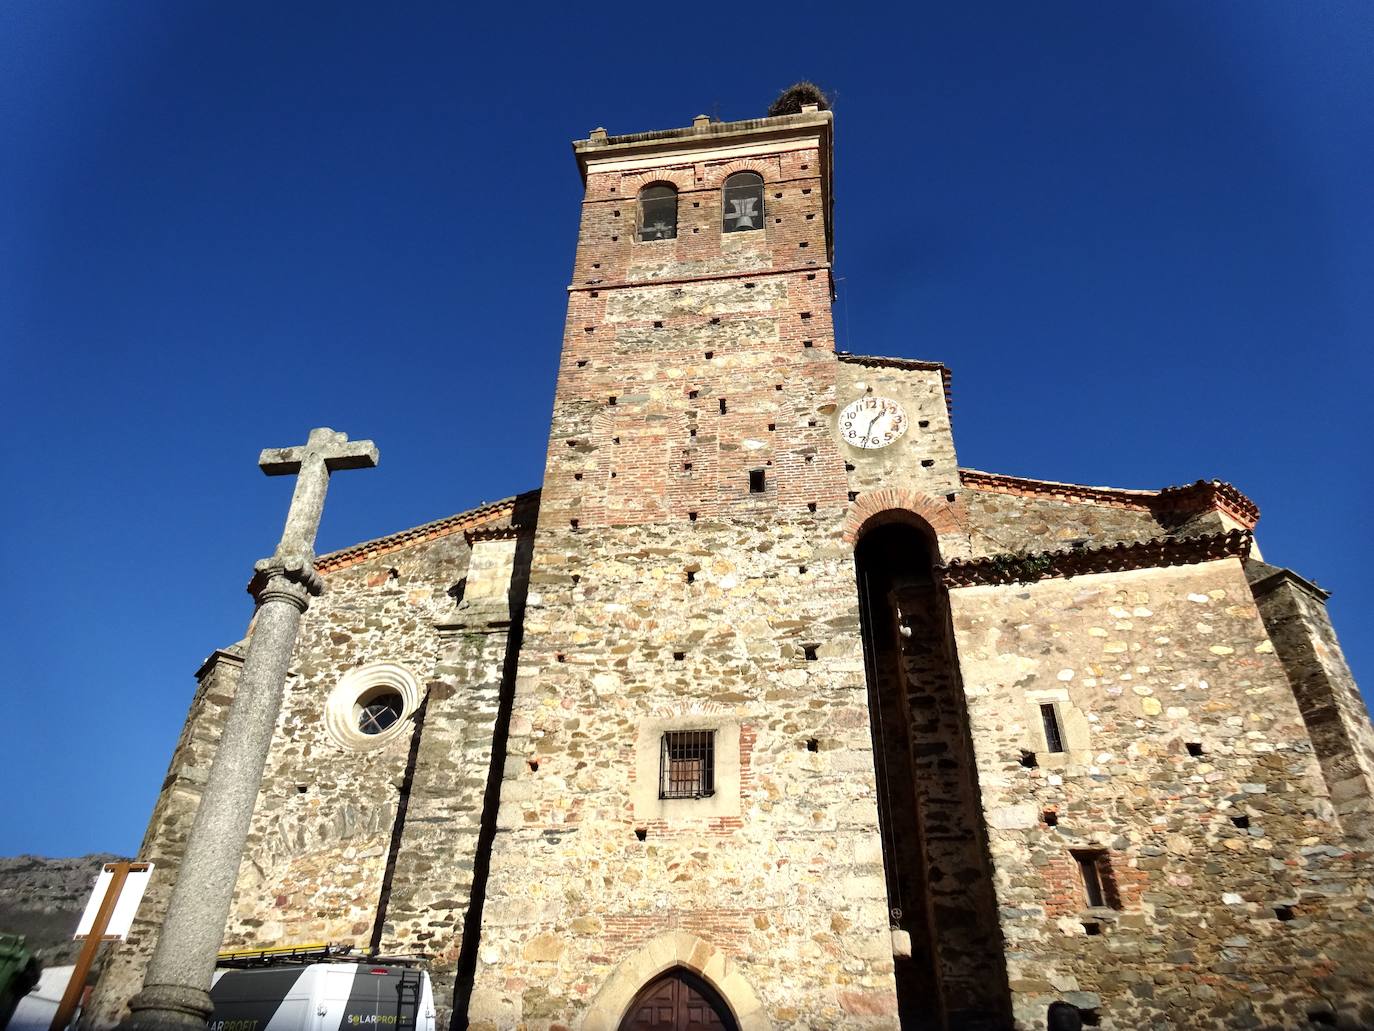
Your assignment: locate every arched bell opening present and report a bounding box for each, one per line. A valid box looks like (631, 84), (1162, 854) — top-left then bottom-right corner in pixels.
(854, 519), (1012, 1030)
(616, 967), (740, 1031)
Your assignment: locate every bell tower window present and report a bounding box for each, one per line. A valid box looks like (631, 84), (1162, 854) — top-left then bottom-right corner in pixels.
(638, 184), (678, 241)
(722, 172), (764, 233)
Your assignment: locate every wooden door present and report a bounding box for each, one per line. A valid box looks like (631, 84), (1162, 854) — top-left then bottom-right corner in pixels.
(617, 969), (739, 1031)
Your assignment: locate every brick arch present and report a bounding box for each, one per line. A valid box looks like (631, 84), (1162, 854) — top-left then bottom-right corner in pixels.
(710, 158), (776, 186)
(589, 407), (618, 437)
(842, 487), (964, 545)
(646, 699), (732, 721)
(621, 168), (693, 194)
(580, 931), (769, 1031)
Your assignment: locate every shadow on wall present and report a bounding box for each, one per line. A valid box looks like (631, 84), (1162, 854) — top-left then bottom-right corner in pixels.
(855, 518), (1013, 1031)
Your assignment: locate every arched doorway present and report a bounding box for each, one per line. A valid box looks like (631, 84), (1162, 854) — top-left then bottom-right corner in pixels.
(855, 520), (1012, 1030)
(617, 968), (740, 1031)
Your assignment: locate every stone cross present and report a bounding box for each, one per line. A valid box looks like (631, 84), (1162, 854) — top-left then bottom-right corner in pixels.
(123, 429), (377, 1031)
(259, 427), (381, 560)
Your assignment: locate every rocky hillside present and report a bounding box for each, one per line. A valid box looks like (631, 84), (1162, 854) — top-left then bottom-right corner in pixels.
(0, 854), (127, 965)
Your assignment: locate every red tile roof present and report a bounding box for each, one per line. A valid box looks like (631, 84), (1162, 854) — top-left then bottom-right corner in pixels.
(1155, 480), (1260, 528)
(940, 529), (1253, 588)
(314, 490), (539, 574)
(958, 469), (1259, 528)
(465, 525), (523, 544)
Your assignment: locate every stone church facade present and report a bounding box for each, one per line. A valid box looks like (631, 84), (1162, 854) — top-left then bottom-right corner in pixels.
(87, 103), (1374, 1030)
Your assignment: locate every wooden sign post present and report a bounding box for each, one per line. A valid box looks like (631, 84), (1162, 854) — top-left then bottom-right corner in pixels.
(53, 861), (153, 1031)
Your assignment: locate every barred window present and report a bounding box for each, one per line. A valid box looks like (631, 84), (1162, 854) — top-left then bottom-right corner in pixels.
(638, 184), (678, 241)
(659, 730), (715, 799)
(722, 172), (764, 233)
(1040, 703), (1065, 753)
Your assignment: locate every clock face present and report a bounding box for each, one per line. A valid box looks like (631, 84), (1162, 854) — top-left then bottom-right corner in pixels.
(839, 396), (907, 449)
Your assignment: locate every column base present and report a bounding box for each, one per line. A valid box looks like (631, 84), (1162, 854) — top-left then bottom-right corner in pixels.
(118, 983), (213, 1030)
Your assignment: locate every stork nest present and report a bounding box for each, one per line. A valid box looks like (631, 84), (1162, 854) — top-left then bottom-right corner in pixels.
(768, 82), (832, 117)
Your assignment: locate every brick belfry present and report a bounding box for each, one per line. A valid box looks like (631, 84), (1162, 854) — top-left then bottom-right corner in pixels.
(89, 90), (1374, 1031)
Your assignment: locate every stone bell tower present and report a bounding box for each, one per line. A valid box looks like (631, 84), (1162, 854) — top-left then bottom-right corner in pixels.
(466, 104), (907, 1027)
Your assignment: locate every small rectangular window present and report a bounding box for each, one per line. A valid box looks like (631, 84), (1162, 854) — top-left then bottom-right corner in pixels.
(749, 469), (766, 493)
(1077, 853), (1104, 907)
(1040, 703), (1065, 753)
(659, 730), (715, 799)
(1073, 850), (1115, 909)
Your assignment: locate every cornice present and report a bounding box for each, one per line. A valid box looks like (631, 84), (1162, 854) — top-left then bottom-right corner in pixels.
(464, 525), (524, 545)
(573, 112), (833, 178)
(1247, 562), (1331, 602)
(1154, 480), (1260, 528)
(940, 529), (1253, 589)
(194, 647), (245, 681)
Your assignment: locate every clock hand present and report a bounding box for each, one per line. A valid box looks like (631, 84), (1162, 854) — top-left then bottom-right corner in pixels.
(862, 412), (881, 448)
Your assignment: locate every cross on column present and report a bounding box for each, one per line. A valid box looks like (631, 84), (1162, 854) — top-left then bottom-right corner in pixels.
(123, 428), (377, 1031)
(259, 427), (379, 560)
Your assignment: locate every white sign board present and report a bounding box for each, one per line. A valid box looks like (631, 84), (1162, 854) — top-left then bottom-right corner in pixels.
(74, 863), (154, 941)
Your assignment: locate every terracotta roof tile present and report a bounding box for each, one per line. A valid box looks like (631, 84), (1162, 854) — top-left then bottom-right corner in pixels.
(940, 529), (1253, 588)
(314, 489), (539, 575)
(958, 469), (1258, 528)
(464, 525), (523, 545)
(1154, 480), (1260, 528)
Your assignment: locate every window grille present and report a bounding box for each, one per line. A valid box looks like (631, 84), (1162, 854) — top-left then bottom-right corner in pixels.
(638, 184), (678, 241)
(723, 172), (765, 233)
(1040, 703), (1065, 753)
(659, 730), (715, 799)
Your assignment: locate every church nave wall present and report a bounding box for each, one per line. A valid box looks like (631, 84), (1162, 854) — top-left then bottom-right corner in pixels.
(950, 558), (1374, 1030)
(220, 534), (470, 952)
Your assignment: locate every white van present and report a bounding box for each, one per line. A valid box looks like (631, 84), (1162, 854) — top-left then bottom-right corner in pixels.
(208, 961), (436, 1031)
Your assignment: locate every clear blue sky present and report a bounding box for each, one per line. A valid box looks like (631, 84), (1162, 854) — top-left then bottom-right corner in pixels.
(2, 3), (1370, 857)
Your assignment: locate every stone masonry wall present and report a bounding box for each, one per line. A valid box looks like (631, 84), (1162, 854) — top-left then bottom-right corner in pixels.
(949, 558), (1374, 1030)
(219, 531), (474, 952)
(379, 531), (534, 1028)
(83, 651), (243, 1029)
(548, 267), (844, 528)
(836, 359), (959, 504)
(960, 490), (1170, 560)
(1251, 570), (1374, 843)
(468, 515), (898, 1028)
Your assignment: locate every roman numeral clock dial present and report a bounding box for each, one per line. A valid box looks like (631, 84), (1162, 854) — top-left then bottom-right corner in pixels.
(839, 396), (907, 449)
